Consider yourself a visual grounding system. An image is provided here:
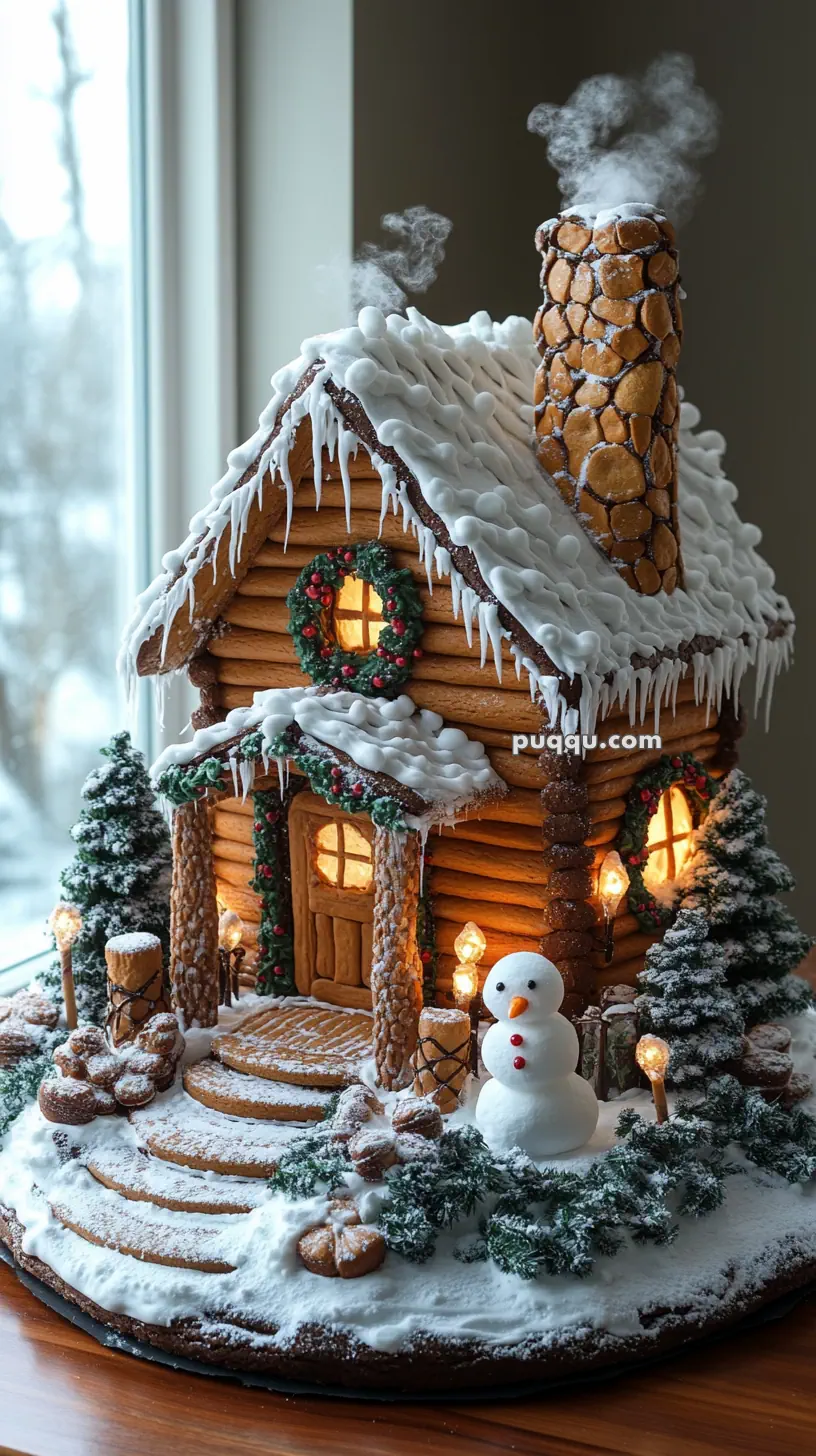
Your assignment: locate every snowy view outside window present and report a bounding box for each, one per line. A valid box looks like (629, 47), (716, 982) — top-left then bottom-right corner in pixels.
(0, 0), (133, 970)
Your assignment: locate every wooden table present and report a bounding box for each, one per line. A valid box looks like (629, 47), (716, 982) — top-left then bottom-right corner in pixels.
(0, 1258), (814, 1456)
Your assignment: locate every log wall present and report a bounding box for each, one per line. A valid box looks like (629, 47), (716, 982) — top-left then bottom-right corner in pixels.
(194, 446), (727, 1007)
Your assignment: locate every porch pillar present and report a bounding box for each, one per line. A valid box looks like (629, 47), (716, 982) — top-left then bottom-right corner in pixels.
(370, 827), (423, 1090)
(170, 797), (220, 1028)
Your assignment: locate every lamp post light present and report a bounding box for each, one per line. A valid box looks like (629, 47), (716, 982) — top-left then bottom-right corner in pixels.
(49, 901), (83, 1030)
(597, 850), (630, 964)
(452, 921), (487, 1075)
(636, 1033), (671, 1124)
(218, 910), (245, 1007)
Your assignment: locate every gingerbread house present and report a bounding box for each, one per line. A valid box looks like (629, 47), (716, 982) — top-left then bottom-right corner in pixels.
(121, 205), (793, 1082)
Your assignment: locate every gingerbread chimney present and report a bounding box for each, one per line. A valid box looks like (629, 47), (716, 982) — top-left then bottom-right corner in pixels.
(533, 206), (683, 595)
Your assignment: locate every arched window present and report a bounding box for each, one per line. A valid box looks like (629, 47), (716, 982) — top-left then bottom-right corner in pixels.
(332, 575), (385, 652)
(643, 784), (694, 890)
(314, 820), (373, 891)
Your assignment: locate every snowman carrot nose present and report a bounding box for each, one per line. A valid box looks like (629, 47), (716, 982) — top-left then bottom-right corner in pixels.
(508, 996), (528, 1019)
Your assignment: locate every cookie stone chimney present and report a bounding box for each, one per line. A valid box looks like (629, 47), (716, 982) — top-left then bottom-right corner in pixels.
(533, 206), (683, 595)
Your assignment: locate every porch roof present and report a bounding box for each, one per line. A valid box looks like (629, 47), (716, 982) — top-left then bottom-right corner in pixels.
(150, 687), (505, 826)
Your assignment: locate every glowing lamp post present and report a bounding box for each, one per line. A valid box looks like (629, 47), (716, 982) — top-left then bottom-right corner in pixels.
(598, 850), (630, 964)
(453, 921), (487, 1075)
(636, 1034), (671, 1125)
(49, 901), (82, 1031)
(218, 909), (246, 1007)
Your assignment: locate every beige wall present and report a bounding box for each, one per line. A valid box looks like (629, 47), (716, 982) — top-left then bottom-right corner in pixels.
(353, 0), (816, 927)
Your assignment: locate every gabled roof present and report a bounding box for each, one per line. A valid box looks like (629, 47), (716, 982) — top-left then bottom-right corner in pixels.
(150, 688), (504, 830)
(120, 309), (793, 736)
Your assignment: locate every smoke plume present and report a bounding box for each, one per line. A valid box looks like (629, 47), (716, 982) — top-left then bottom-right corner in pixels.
(527, 53), (719, 220)
(350, 205), (452, 314)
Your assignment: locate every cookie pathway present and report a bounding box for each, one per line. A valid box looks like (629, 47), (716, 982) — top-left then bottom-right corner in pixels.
(49, 1003), (373, 1275)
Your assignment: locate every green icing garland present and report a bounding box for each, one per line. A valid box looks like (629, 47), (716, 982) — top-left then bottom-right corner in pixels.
(286, 540), (424, 696)
(251, 786), (297, 995)
(615, 752), (719, 931)
(156, 728), (407, 831)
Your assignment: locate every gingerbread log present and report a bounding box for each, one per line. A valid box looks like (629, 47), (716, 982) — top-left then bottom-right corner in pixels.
(105, 933), (167, 1047)
(169, 800), (220, 1029)
(369, 827), (423, 1090)
(412, 1006), (471, 1113)
(534, 207), (682, 595)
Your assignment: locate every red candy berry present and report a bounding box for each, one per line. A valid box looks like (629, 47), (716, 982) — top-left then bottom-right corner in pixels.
(420, 950), (432, 964)
(265, 810), (278, 823)
(305, 585), (320, 601)
(320, 646), (333, 658)
(320, 592), (333, 607)
(671, 756), (682, 767)
(395, 656), (407, 668)
(640, 788), (651, 802)
(376, 646), (387, 657)
(254, 822), (262, 832)
(259, 864), (273, 878)
(412, 647), (423, 659)
(331, 766), (342, 778)
(302, 624), (317, 638)
(510, 1033), (523, 1046)
(272, 924), (284, 937)
(696, 775), (708, 791)
(392, 619), (406, 635)
(331, 783), (342, 795)
(351, 782), (363, 797)
(341, 663), (356, 677)
(385, 599), (397, 613)
(310, 572), (323, 585)
(272, 965), (283, 977)
(513, 1056), (526, 1070)
(372, 675), (384, 688)
(343, 550), (354, 563)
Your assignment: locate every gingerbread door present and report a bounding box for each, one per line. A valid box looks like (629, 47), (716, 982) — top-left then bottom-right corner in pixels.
(288, 793), (374, 1009)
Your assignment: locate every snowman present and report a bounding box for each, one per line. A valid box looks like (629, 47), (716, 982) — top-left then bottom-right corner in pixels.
(475, 951), (598, 1159)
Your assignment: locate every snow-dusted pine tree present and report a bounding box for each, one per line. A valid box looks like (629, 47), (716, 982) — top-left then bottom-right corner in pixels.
(39, 732), (171, 1022)
(637, 909), (745, 1088)
(681, 769), (812, 1024)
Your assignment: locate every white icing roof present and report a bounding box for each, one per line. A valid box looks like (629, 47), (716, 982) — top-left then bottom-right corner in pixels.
(150, 688), (503, 818)
(121, 309), (793, 734)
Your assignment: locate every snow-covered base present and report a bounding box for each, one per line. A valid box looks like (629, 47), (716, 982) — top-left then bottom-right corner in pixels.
(2, 1006), (816, 1392)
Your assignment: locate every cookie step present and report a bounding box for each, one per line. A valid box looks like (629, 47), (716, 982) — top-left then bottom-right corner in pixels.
(130, 1096), (304, 1177)
(50, 1183), (237, 1273)
(86, 1145), (267, 1214)
(213, 1002), (373, 1088)
(184, 1060), (333, 1121)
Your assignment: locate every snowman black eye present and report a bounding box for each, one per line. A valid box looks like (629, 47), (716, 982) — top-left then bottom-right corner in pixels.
(527, 979), (537, 989)
(495, 981), (505, 992)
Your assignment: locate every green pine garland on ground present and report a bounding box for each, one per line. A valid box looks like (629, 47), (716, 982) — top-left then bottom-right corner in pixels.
(270, 1078), (816, 1280)
(0, 1039), (59, 1140)
(39, 732), (171, 1024)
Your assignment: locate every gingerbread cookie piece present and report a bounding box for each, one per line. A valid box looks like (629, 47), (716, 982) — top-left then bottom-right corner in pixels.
(390, 1095), (443, 1141)
(113, 1073), (156, 1110)
(38, 1077), (98, 1126)
(0, 1024), (37, 1068)
(331, 1084), (384, 1145)
(348, 1128), (399, 1182)
(747, 1023), (792, 1054)
(297, 1197), (386, 1279)
(85, 1053), (124, 1091)
(68, 1026), (108, 1060)
(12, 990), (60, 1029)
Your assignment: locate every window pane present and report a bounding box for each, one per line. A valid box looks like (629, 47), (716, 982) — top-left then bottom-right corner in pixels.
(0, 0), (133, 969)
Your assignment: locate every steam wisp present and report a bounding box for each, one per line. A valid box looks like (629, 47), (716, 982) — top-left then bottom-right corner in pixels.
(350, 205), (452, 314)
(527, 53), (719, 221)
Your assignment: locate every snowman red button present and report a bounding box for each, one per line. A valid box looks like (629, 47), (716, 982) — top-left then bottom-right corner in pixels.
(509, 1033), (523, 1046)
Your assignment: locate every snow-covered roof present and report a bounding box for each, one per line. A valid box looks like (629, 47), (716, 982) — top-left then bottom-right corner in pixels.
(121, 309), (793, 735)
(150, 688), (503, 822)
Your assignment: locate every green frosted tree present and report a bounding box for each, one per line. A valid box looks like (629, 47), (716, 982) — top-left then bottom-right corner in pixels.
(39, 732), (171, 1022)
(637, 909), (745, 1087)
(681, 769), (812, 1024)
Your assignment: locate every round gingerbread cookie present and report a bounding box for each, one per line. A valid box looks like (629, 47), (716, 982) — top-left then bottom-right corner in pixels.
(113, 1072), (155, 1110)
(38, 1077), (97, 1125)
(68, 1026), (108, 1059)
(13, 991), (59, 1029)
(0, 1024), (37, 1068)
(53, 1043), (87, 1080)
(92, 1088), (118, 1117)
(85, 1053), (124, 1091)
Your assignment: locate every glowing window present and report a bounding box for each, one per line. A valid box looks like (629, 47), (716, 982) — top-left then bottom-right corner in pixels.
(314, 821), (373, 890)
(333, 575), (385, 652)
(643, 785), (694, 890)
